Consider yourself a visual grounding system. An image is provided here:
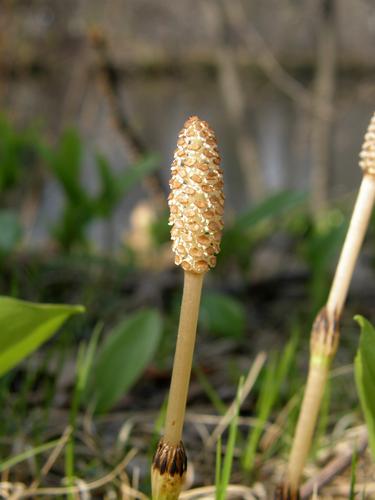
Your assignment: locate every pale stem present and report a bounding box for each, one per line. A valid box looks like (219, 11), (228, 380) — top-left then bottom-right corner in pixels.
(286, 361), (329, 492)
(164, 271), (204, 445)
(327, 174), (375, 316)
(286, 173), (375, 494)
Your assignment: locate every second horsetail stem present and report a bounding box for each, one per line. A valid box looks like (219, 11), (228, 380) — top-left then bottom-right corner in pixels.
(283, 112), (375, 498)
(152, 116), (224, 500)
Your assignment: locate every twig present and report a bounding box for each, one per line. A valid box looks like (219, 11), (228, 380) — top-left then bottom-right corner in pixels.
(321, 482), (375, 496)
(260, 393), (300, 452)
(17, 448), (141, 498)
(300, 430), (368, 499)
(221, 1), (322, 117)
(310, 0), (337, 213)
(202, 0), (266, 202)
(28, 426), (72, 490)
(88, 27), (166, 202)
(89, 29), (147, 159)
(206, 352), (267, 448)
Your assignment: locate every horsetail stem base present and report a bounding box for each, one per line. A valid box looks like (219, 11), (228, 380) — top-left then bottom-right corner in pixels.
(274, 484), (300, 500)
(151, 439), (187, 500)
(285, 307), (340, 494)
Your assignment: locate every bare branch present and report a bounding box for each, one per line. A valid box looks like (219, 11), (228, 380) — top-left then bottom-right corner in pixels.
(203, 0), (266, 201)
(310, 0), (337, 213)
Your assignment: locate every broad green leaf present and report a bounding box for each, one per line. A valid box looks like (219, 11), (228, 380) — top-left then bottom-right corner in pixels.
(354, 315), (375, 461)
(0, 297), (85, 377)
(86, 309), (162, 413)
(200, 292), (246, 338)
(0, 211), (23, 253)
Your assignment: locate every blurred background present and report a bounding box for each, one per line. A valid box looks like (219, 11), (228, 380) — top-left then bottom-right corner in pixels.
(1, 0), (375, 497)
(1, 0), (375, 246)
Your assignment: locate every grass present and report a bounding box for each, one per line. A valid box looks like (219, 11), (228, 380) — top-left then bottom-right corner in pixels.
(194, 364), (227, 415)
(242, 330), (299, 472)
(215, 376), (243, 500)
(0, 438), (63, 473)
(0, 252), (372, 499)
(65, 322), (102, 496)
(0, 307), (372, 498)
(349, 448), (358, 500)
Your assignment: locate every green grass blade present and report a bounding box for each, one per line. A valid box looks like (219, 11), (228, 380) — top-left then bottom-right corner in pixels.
(194, 365), (227, 415)
(65, 323), (102, 496)
(354, 315), (375, 460)
(349, 446), (358, 500)
(217, 376), (243, 500)
(242, 355), (276, 471)
(0, 439), (60, 473)
(215, 437), (222, 500)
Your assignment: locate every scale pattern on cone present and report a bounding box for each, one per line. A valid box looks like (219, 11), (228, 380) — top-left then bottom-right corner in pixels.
(168, 116), (224, 274)
(360, 112), (375, 175)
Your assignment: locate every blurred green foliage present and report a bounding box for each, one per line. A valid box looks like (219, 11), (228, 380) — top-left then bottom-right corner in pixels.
(0, 115), (38, 194)
(40, 128), (159, 250)
(242, 329), (299, 471)
(0, 116), (40, 258)
(220, 190), (307, 271)
(0, 115), (161, 254)
(200, 291), (246, 338)
(0, 211), (23, 256)
(354, 315), (375, 461)
(291, 209), (347, 313)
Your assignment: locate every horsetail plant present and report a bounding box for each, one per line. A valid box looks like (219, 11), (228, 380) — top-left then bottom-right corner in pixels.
(151, 116), (224, 500)
(281, 112), (375, 499)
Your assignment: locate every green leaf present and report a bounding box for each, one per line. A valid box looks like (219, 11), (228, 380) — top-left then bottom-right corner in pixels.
(116, 154), (160, 194)
(86, 309), (162, 413)
(0, 297), (85, 377)
(46, 129), (85, 204)
(95, 154), (118, 215)
(0, 210), (23, 253)
(0, 115), (38, 192)
(95, 153), (160, 217)
(235, 190), (307, 230)
(216, 376), (243, 500)
(354, 315), (375, 461)
(200, 292), (246, 338)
